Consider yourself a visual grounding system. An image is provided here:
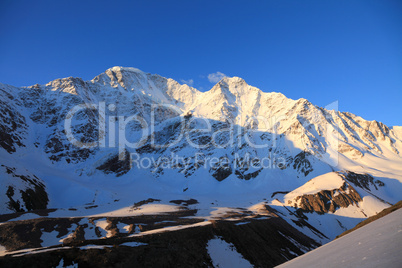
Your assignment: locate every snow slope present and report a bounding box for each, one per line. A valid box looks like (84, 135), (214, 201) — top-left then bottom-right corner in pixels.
(284, 172), (344, 202)
(277, 208), (402, 268)
(207, 237), (253, 268)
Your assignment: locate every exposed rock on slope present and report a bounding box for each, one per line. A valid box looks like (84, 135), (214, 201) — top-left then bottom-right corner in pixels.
(96, 150), (132, 177)
(338, 171), (384, 191)
(291, 151), (313, 176)
(0, 205), (320, 268)
(0, 165), (48, 213)
(284, 171), (389, 215)
(0, 86), (27, 153)
(290, 181), (362, 214)
(285, 172), (362, 214)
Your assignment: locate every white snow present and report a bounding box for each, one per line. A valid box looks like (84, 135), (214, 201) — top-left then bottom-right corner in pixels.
(0, 245), (6, 257)
(284, 172), (344, 205)
(95, 219), (112, 238)
(89, 204), (181, 218)
(109, 66), (144, 73)
(6, 246), (72, 257)
(116, 222), (131, 233)
(235, 222), (250, 226)
(333, 196), (390, 218)
(129, 221), (211, 237)
(55, 258), (78, 268)
(247, 202), (272, 216)
(120, 241), (147, 247)
(207, 207), (245, 220)
(79, 244), (113, 250)
(277, 208), (402, 268)
(40, 229), (60, 247)
(207, 236), (253, 268)
(79, 241), (146, 250)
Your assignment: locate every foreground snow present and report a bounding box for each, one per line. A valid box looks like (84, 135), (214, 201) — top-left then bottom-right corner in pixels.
(207, 237), (253, 268)
(277, 208), (402, 268)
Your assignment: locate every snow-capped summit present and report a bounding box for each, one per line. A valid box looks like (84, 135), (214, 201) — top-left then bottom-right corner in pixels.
(108, 66), (145, 73)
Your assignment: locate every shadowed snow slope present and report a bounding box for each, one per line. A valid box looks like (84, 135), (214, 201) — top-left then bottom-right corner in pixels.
(277, 207), (402, 268)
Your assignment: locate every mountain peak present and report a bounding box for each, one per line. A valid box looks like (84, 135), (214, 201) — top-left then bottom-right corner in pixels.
(107, 66), (144, 74)
(220, 76), (246, 85)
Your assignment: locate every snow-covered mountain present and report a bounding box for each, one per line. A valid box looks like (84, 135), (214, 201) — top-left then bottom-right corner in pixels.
(0, 66), (401, 266)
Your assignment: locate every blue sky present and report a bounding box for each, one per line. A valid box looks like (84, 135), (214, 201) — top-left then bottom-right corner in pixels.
(1, 0), (401, 126)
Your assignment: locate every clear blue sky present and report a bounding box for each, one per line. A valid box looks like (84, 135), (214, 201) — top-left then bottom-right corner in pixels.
(1, 0), (401, 126)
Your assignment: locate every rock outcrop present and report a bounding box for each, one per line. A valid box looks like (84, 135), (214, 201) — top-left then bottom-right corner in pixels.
(290, 181), (362, 214)
(338, 171), (385, 191)
(1, 165), (49, 213)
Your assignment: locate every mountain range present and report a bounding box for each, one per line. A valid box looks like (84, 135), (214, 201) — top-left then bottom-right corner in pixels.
(0, 66), (401, 267)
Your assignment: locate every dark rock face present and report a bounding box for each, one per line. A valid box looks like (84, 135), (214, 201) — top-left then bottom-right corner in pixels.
(132, 198), (161, 209)
(19, 187), (48, 212)
(338, 171), (385, 191)
(292, 151), (313, 176)
(5, 186), (20, 212)
(14, 82), (100, 164)
(2, 165), (49, 213)
(234, 168), (262, 180)
(0, 89), (27, 153)
(169, 199), (198, 206)
(96, 150), (132, 176)
(44, 130), (95, 164)
(211, 166), (232, 181)
(43, 106), (99, 164)
(233, 155), (263, 180)
(210, 156), (232, 181)
(62, 225), (87, 245)
(290, 181), (362, 214)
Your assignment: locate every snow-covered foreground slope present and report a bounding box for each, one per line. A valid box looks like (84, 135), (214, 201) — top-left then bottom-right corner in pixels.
(207, 237), (253, 268)
(277, 207), (402, 268)
(0, 66), (401, 266)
